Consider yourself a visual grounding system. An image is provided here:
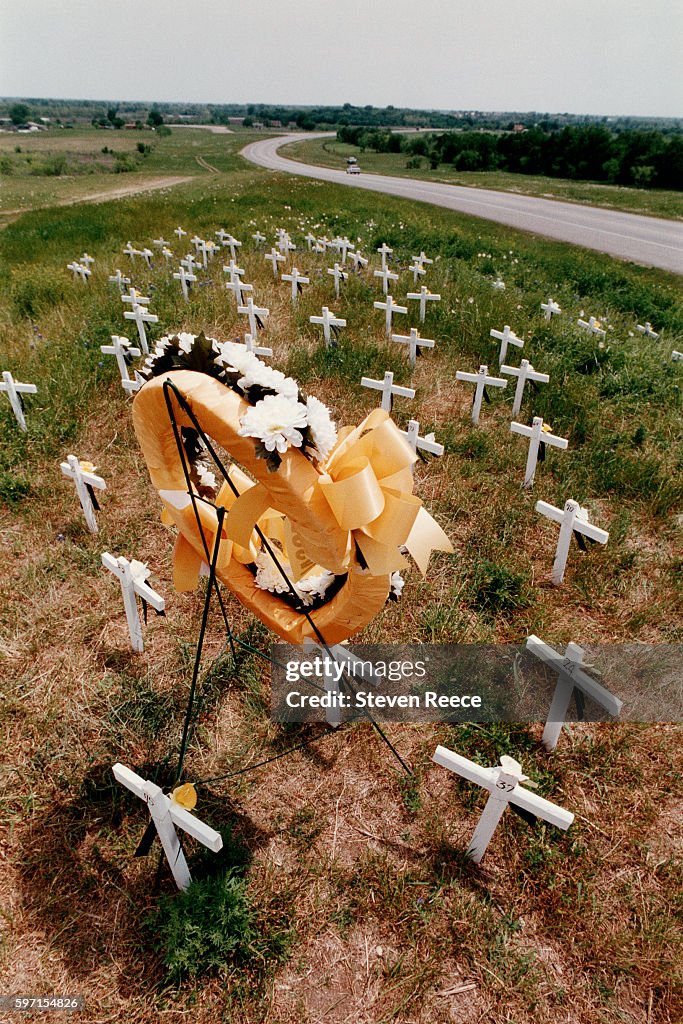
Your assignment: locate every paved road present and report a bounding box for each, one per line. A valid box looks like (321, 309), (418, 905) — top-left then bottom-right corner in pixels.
(241, 133), (683, 274)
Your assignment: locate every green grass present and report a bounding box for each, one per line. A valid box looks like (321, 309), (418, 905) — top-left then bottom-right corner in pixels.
(282, 136), (683, 220)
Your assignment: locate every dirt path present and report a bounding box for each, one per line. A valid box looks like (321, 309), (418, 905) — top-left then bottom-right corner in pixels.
(0, 175), (196, 222)
(195, 154), (220, 173)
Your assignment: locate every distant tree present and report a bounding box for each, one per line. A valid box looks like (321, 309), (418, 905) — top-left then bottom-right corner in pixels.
(107, 107), (118, 123)
(9, 103), (30, 125)
(243, 116), (254, 127)
(147, 108), (163, 127)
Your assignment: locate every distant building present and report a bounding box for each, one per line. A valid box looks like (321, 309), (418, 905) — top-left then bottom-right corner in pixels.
(512, 123), (527, 133)
(227, 117), (244, 125)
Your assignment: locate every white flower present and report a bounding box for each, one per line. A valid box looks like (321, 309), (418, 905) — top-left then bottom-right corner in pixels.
(178, 332), (195, 354)
(390, 571), (405, 598)
(239, 394), (308, 453)
(196, 463), (217, 490)
(294, 569), (336, 606)
(214, 341), (260, 376)
(305, 395), (337, 462)
(238, 363), (299, 400)
(254, 551), (291, 594)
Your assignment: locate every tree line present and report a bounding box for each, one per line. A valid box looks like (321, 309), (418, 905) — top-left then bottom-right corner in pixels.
(338, 124), (683, 190)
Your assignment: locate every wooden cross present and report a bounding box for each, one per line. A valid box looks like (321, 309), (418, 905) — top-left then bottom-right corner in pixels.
(337, 236), (352, 264)
(244, 333), (273, 358)
(215, 228), (229, 245)
(173, 265), (197, 302)
(541, 298), (562, 320)
(310, 306), (346, 346)
(361, 371), (415, 412)
(377, 242), (393, 269)
(196, 239), (212, 268)
(226, 277), (253, 307)
(101, 553), (165, 653)
(174, 226), (187, 241)
(223, 258), (245, 280)
(108, 269), (131, 292)
(123, 304), (158, 356)
(327, 262), (348, 297)
(432, 745), (574, 864)
(1, 371), (37, 431)
(577, 315), (606, 337)
(238, 297), (270, 335)
(313, 241), (326, 254)
(400, 419), (444, 458)
(252, 230), (266, 249)
(374, 265), (399, 294)
(510, 416), (568, 489)
(152, 236), (169, 248)
(526, 635), (623, 751)
(123, 241), (139, 261)
(408, 261), (426, 284)
(374, 294), (408, 337)
(278, 231), (295, 255)
(392, 328), (435, 368)
(501, 358), (550, 416)
(672, 350), (683, 362)
(407, 286), (441, 323)
(412, 251), (433, 268)
(67, 261), (91, 283)
(535, 499), (609, 585)
(455, 364), (507, 425)
(100, 335), (142, 392)
(636, 322), (659, 339)
(112, 763), (222, 891)
(181, 253), (199, 274)
(348, 250), (369, 272)
(304, 231), (316, 250)
(225, 235), (242, 261)
(80, 252), (95, 270)
(282, 268), (310, 303)
(121, 287), (150, 307)
(141, 248), (155, 267)
(161, 246), (174, 261)
(265, 248), (285, 280)
(490, 325), (524, 365)
(190, 234), (203, 252)
(60, 455), (106, 534)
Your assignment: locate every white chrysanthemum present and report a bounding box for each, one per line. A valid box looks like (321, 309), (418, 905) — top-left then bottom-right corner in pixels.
(294, 570), (336, 606)
(196, 463), (217, 490)
(254, 551), (291, 594)
(237, 363), (299, 401)
(178, 332), (195, 354)
(214, 341), (260, 376)
(305, 395), (337, 462)
(239, 394), (308, 453)
(390, 571), (405, 598)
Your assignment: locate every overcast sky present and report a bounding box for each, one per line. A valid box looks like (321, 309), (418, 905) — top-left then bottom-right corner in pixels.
(1, 0), (681, 117)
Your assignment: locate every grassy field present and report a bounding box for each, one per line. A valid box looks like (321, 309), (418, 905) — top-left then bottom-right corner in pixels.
(282, 136), (683, 221)
(0, 130), (682, 1024)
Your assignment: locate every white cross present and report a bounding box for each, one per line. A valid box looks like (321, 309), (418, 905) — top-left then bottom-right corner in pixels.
(337, 236), (352, 264)
(407, 286), (441, 323)
(636, 322), (659, 339)
(67, 260), (91, 283)
(501, 358), (550, 416)
(432, 745), (574, 864)
(102, 553), (165, 652)
(455, 364), (507, 425)
(361, 371), (415, 412)
(377, 242), (393, 269)
(244, 332), (273, 358)
(173, 265), (197, 302)
(408, 261), (426, 285)
(123, 241), (139, 260)
(123, 304), (158, 356)
(490, 325), (524, 365)
(392, 328), (435, 368)
(223, 259), (245, 281)
(215, 228), (229, 245)
(140, 247), (153, 266)
(152, 236), (169, 248)
(278, 230), (295, 255)
(238, 297), (270, 336)
(327, 262), (348, 297)
(282, 268), (310, 303)
(526, 635), (623, 751)
(174, 226), (187, 242)
(374, 265), (399, 294)
(121, 287), (150, 307)
(577, 316), (606, 337)
(535, 499), (609, 585)
(196, 239), (212, 268)
(181, 253), (199, 274)
(510, 416), (568, 489)
(226, 277), (253, 307)
(190, 234), (203, 252)
(112, 763), (222, 891)
(252, 230), (266, 249)
(374, 294), (408, 337)
(313, 241), (326, 254)
(1, 371), (37, 431)
(310, 306), (347, 346)
(265, 248), (285, 280)
(492, 278), (505, 291)
(672, 350), (683, 362)
(100, 335), (142, 391)
(225, 235), (242, 261)
(400, 420), (444, 457)
(80, 252), (95, 270)
(541, 298), (562, 320)
(60, 455), (106, 534)
(161, 246), (174, 261)
(412, 251), (433, 268)
(108, 269), (130, 292)
(348, 250), (369, 272)
(304, 231), (316, 251)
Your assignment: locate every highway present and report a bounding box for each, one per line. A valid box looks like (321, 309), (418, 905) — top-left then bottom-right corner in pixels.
(241, 133), (683, 274)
